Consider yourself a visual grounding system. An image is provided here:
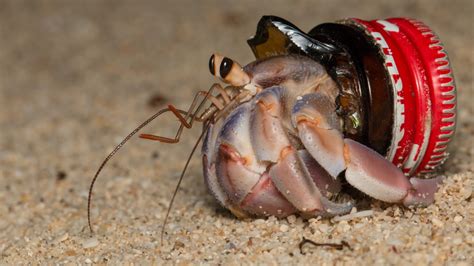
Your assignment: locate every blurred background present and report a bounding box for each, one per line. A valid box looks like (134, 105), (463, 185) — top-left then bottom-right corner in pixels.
(0, 0), (472, 264)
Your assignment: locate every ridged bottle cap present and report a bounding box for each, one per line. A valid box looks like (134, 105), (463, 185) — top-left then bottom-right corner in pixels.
(350, 18), (457, 175)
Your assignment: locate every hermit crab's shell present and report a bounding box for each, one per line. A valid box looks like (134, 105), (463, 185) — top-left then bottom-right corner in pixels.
(247, 16), (456, 176)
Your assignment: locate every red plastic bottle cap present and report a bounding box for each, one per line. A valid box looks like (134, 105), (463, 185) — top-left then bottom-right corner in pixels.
(350, 18), (457, 175)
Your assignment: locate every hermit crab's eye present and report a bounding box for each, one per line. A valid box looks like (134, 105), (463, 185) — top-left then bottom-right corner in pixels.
(219, 57), (233, 79)
(209, 53), (250, 87)
(209, 54), (215, 75)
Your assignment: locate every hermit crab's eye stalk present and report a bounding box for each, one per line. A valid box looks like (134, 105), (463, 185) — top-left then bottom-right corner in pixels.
(209, 53), (250, 87)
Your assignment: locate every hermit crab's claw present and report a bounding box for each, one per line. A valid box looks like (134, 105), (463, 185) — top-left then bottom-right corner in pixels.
(292, 92), (444, 207)
(209, 54), (251, 87)
(343, 139), (444, 207)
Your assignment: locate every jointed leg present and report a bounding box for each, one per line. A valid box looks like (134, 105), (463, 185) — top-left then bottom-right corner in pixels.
(140, 84), (231, 143)
(139, 105), (193, 143)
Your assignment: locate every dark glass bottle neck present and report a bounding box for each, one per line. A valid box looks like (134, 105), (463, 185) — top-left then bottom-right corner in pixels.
(308, 22), (394, 155)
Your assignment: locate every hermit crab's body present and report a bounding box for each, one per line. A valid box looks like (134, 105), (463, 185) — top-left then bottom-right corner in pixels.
(201, 54), (442, 218)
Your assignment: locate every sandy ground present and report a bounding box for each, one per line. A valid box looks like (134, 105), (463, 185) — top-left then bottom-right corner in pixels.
(0, 0), (473, 264)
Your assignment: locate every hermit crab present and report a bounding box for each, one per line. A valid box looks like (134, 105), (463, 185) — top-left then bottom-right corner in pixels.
(88, 16), (455, 236)
(200, 53), (443, 219)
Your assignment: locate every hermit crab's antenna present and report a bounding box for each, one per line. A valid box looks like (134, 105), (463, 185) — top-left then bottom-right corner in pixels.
(160, 121), (211, 245)
(87, 84), (217, 234)
(87, 107), (187, 233)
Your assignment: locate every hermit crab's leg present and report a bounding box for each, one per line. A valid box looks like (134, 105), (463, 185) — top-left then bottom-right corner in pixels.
(213, 103), (267, 203)
(239, 172), (297, 218)
(139, 83), (229, 143)
(249, 88), (291, 163)
(298, 150), (341, 198)
(267, 146), (352, 216)
(250, 87), (352, 216)
(202, 122), (229, 208)
(292, 93), (444, 206)
(291, 93), (346, 177)
(210, 100), (297, 217)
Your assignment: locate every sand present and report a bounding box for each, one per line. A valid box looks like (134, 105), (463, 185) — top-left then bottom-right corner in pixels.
(0, 0), (472, 264)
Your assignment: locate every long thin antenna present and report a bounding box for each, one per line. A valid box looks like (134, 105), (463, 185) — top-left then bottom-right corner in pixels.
(88, 83), (225, 235)
(87, 107), (187, 233)
(160, 121), (211, 245)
